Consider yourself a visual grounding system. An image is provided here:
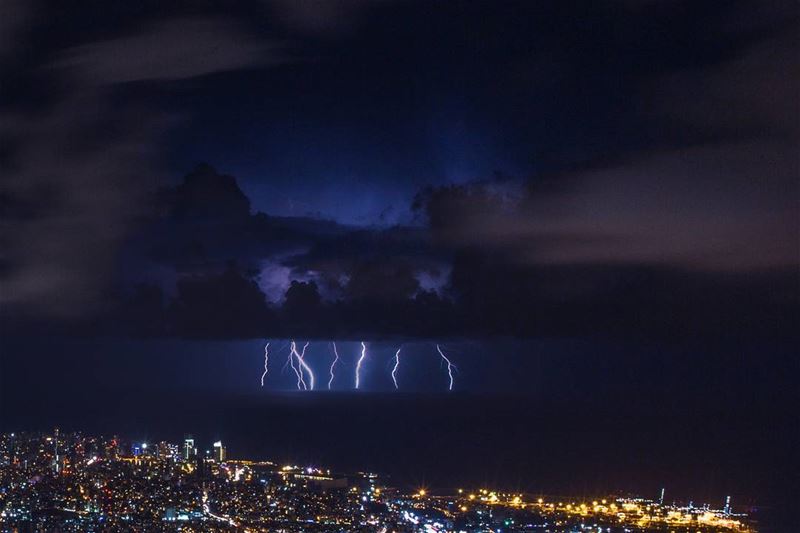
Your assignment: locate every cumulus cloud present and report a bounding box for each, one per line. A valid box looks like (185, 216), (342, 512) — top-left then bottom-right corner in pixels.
(139, 165), (442, 303)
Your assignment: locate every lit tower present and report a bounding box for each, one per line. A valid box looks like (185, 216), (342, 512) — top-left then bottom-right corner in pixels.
(213, 441), (226, 462)
(53, 427), (60, 473)
(723, 495), (731, 515)
(183, 436), (196, 461)
(659, 488), (665, 505)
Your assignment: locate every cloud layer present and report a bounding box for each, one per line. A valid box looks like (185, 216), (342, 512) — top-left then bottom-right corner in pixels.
(1, 13), (279, 317)
(1, 1), (796, 341)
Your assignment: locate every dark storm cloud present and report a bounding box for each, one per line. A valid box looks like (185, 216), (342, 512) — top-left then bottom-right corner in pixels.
(95, 163), (455, 339)
(116, 156), (796, 341)
(417, 140), (798, 271)
(134, 164), (441, 304)
(139, 164), (350, 277)
(0, 12), (282, 317)
(403, 2), (799, 340)
(2, 1), (797, 341)
(415, 7), (799, 273)
(280, 224), (446, 300)
(0, 93), (166, 316)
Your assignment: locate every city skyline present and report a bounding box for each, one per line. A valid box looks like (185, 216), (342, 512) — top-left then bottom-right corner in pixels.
(0, 430), (756, 531)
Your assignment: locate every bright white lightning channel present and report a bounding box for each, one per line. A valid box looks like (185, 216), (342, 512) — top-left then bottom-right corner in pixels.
(436, 344), (456, 391)
(355, 341), (367, 389)
(288, 340), (303, 389)
(260, 342), (270, 386)
(328, 342), (340, 390)
(391, 346), (402, 389)
(296, 341), (314, 391)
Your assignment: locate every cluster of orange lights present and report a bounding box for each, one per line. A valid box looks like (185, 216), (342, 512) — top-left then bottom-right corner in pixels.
(437, 490), (751, 532)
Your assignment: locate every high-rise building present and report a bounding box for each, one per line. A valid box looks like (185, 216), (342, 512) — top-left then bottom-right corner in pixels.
(194, 452), (205, 479)
(213, 440), (226, 462)
(158, 441), (178, 460)
(53, 428), (60, 473)
(105, 437), (119, 459)
(183, 437), (196, 461)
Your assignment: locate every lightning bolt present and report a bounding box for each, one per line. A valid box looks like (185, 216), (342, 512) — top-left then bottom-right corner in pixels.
(288, 340), (303, 390)
(391, 346), (402, 390)
(296, 341), (314, 390)
(436, 344), (456, 391)
(355, 341), (367, 389)
(328, 342), (340, 390)
(260, 342), (270, 386)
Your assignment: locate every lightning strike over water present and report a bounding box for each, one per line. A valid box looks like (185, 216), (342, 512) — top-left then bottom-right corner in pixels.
(272, 341), (455, 391)
(260, 342), (269, 387)
(436, 344), (456, 391)
(328, 342), (340, 390)
(288, 340), (304, 390)
(355, 341), (367, 389)
(296, 341), (315, 390)
(391, 346), (402, 389)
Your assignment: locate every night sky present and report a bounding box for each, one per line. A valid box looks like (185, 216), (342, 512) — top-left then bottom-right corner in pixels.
(1, 0), (798, 527)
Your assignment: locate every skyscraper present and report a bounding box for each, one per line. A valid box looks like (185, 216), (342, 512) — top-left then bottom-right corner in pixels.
(53, 428), (60, 473)
(183, 437), (196, 461)
(213, 440), (226, 462)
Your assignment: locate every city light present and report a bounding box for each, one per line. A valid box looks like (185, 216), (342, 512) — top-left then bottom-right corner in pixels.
(0, 430), (757, 532)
